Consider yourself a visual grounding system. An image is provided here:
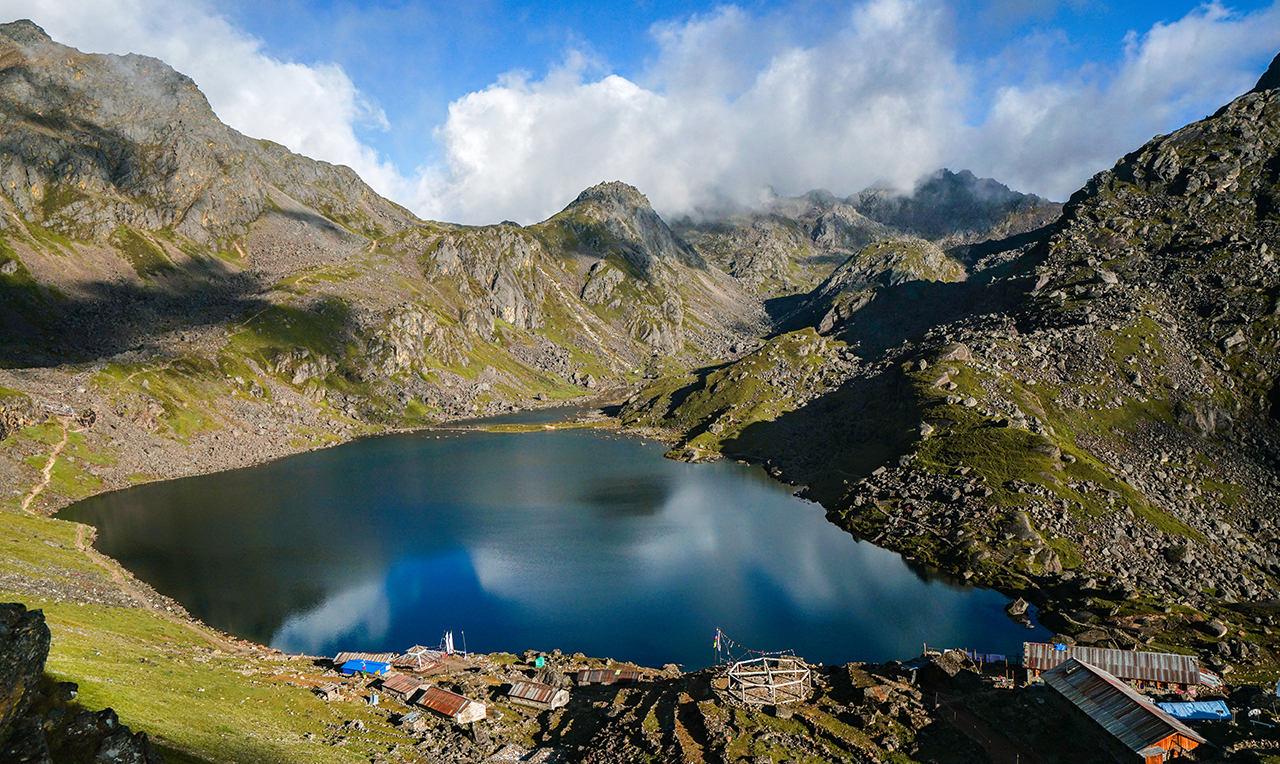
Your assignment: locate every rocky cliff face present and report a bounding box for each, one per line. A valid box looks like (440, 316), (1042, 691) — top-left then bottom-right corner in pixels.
(0, 602), (48, 733)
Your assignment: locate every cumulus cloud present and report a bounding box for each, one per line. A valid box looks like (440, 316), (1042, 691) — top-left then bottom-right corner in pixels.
(415, 0), (1280, 223)
(966, 1), (1280, 199)
(0, 0), (407, 197)
(415, 0), (967, 223)
(3, 0), (1278, 223)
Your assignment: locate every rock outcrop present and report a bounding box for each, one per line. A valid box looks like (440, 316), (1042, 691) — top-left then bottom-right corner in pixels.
(0, 602), (49, 732)
(0, 603), (163, 764)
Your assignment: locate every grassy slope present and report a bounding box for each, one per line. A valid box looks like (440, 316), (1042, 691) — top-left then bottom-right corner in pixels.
(0, 506), (408, 764)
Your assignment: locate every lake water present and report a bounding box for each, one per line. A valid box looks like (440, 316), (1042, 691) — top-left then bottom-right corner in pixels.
(60, 418), (1046, 668)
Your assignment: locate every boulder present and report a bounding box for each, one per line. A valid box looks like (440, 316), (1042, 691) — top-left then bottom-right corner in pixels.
(0, 603), (50, 733)
(935, 343), (971, 363)
(1003, 512), (1042, 543)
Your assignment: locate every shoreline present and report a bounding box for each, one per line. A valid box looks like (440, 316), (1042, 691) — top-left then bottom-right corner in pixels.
(4, 363), (1271, 701)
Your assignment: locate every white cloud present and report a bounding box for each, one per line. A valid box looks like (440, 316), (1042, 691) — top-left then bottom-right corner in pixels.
(964, 1), (1280, 199)
(415, 0), (967, 224)
(2, 0), (1278, 223)
(0, 0), (407, 198)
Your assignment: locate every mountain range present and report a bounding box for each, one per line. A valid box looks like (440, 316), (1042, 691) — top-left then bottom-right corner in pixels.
(2, 17), (1280, 764)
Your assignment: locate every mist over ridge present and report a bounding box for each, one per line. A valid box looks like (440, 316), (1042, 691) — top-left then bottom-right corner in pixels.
(4, 0), (1278, 226)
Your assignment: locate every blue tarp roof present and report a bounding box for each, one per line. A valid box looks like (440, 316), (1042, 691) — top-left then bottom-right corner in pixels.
(1155, 700), (1231, 721)
(342, 659), (391, 675)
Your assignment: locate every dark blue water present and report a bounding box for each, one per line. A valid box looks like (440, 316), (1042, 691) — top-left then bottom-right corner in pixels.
(60, 424), (1045, 667)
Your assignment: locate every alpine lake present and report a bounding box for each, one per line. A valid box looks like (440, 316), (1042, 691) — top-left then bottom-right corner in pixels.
(60, 408), (1046, 669)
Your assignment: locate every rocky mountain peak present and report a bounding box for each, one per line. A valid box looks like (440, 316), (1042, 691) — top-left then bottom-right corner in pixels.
(555, 180), (702, 271)
(851, 168), (1061, 246)
(1252, 51), (1280, 94)
(0, 27), (414, 250)
(570, 180), (652, 211)
(802, 188), (839, 207)
(0, 19), (53, 47)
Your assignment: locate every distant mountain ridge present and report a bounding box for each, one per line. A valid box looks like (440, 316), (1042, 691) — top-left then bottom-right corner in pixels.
(673, 170), (1061, 297)
(851, 168), (1060, 246)
(0, 19), (414, 248)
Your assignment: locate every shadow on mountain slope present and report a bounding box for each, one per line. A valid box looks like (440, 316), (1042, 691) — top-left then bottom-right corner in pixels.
(718, 365), (920, 503)
(0, 260), (277, 367)
(827, 273), (1034, 356)
(947, 224), (1057, 268)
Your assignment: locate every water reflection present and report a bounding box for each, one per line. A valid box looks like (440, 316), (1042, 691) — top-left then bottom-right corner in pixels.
(61, 427), (1046, 667)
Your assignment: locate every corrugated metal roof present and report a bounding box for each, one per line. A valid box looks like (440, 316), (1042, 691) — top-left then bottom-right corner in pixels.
(1201, 669), (1224, 689)
(381, 674), (424, 696)
(1025, 642), (1199, 685)
(508, 680), (561, 705)
(577, 669), (617, 685)
(417, 686), (473, 719)
(335, 651), (398, 665)
(1043, 658), (1208, 757)
(1156, 701), (1231, 721)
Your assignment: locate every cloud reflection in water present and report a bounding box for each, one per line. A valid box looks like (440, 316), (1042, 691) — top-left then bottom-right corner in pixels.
(63, 427), (1044, 667)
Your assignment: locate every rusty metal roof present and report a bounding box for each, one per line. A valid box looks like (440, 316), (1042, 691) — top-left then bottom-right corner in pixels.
(1024, 642), (1199, 685)
(577, 670), (616, 685)
(334, 651), (399, 666)
(381, 674), (424, 696)
(417, 686), (473, 719)
(577, 668), (640, 685)
(1043, 659), (1208, 757)
(508, 680), (561, 705)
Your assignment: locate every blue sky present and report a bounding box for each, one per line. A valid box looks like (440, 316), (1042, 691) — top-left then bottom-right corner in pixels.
(4, 0), (1280, 223)
(218, 0), (1280, 175)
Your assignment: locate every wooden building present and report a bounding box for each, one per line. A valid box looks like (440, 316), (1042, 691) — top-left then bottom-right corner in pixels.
(577, 669), (640, 685)
(1043, 658), (1208, 763)
(379, 673), (424, 699)
(506, 680), (570, 711)
(315, 682), (342, 701)
(1024, 643), (1199, 689)
(416, 685), (487, 726)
